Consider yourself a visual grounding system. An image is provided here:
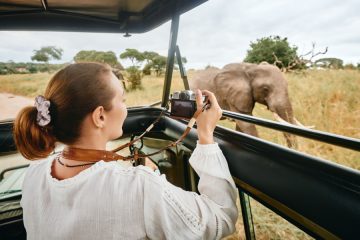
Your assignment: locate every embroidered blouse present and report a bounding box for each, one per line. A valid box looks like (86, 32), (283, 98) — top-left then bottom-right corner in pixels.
(20, 142), (238, 239)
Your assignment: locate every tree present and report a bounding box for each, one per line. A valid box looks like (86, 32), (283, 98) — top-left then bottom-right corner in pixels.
(315, 58), (343, 69)
(119, 49), (145, 90)
(119, 48), (145, 67)
(74, 50), (123, 69)
(151, 55), (167, 76)
(142, 51), (187, 76)
(31, 46), (63, 63)
(244, 36), (298, 69)
(143, 51), (159, 64)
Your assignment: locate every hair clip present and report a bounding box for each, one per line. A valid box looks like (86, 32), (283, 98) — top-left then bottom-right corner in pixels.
(34, 95), (51, 126)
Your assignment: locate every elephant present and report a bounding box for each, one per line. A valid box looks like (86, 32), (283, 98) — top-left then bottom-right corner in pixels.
(112, 68), (127, 91)
(189, 62), (307, 147)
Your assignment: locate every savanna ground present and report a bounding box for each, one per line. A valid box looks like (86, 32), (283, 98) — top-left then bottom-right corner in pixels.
(0, 69), (359, 239)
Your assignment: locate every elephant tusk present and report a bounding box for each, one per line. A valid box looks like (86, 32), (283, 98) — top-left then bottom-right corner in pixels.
(272, 113), (315, 129)
(272, 113), (291, 125)
(293, 117), (315, 129)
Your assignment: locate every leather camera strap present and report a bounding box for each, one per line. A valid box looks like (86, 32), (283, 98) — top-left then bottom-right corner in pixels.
(61, 105), (206, 163)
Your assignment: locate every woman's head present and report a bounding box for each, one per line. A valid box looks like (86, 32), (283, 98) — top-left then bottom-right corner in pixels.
(13, 62), (127, 160)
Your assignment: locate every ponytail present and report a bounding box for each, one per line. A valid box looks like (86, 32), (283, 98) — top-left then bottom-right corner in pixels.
(13, 106), (56, 160)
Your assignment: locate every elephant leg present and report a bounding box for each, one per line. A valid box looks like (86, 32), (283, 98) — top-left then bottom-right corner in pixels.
(234, 117), (259, 137)
(228, 105), (258, 136)
(284, 132), (297, 148)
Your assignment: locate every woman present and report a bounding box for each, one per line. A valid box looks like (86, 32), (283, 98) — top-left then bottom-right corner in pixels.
(13, 62), (238, 239)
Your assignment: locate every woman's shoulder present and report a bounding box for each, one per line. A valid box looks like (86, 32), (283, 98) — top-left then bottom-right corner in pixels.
(23, 156), (164, 189)
(102, 161), (164, 183)
(100, 162), (168, 189)
(25, 157), (52, 176)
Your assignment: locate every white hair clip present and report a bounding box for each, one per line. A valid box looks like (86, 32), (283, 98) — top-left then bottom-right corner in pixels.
(34, 95), (51, 127)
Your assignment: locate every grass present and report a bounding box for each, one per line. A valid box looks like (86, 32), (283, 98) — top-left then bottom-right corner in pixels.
(0, 69), (359, 239)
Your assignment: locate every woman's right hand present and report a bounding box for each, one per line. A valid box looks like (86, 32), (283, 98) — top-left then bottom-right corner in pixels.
(195, 89), (223, 144)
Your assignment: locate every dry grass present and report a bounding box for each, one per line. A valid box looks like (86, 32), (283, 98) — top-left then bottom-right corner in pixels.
(0, 72), (50, 97)
(0, 69), (359, 239)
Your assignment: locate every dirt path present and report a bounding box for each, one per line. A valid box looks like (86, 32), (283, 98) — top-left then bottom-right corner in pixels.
(0, 93), (33, 121)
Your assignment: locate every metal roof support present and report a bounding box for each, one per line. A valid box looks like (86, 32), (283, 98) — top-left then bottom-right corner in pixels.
(175, 45), (190, 90)
(161, 14), (180, 107)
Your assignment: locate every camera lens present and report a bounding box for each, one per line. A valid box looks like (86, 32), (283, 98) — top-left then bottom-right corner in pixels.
(179, 91), (190, 100)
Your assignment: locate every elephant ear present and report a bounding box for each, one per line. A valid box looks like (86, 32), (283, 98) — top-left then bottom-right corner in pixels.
(244, 64), (262, 80)
(189, 68), (219, 92)
(213, 68), (254, 113)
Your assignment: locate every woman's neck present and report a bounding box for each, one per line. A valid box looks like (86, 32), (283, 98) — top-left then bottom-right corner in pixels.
(69, 137), (107, 151)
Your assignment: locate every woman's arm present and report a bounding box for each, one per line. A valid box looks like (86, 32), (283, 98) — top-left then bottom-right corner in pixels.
(143, 90), (238, 239)
(143, 141), (238, 239)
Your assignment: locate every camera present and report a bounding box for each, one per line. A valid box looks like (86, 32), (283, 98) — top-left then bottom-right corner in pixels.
(170, 90), (206, 119)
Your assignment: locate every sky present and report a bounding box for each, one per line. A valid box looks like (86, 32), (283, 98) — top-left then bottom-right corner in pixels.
(0, 0), (359, 69)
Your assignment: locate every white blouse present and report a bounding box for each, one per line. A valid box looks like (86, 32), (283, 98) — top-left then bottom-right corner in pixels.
(20, 142), (238, 240)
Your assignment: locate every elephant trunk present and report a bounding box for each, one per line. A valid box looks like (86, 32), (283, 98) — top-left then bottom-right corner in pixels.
(270, 101), (297, 148)
(273, 102), (295, 124)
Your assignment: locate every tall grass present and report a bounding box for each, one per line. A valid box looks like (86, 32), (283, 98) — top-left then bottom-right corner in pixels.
(0, 72), (50, 97)
(0, 69), (359, 239)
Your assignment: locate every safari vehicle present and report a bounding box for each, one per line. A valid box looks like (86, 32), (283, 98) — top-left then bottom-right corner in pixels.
(0, 0), (359, 239)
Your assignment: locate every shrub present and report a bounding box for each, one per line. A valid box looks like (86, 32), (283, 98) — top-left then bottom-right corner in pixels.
(126, 66), (142, 90)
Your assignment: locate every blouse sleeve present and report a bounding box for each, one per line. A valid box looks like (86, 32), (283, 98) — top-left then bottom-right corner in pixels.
(143, 141), (238, 240)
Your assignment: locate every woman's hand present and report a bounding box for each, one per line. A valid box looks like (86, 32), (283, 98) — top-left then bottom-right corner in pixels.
(195, 89), (223, 144)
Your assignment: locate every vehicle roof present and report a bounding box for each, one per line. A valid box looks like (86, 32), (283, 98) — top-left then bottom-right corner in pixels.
(0, 0), (207, 33)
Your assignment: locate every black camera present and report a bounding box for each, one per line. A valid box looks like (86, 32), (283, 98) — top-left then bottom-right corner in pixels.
(170, 90), (206, 119)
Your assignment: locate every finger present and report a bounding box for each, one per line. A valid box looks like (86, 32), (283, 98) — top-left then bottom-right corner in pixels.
(201, 90), (220, 108)
(195, 89), (203, 109)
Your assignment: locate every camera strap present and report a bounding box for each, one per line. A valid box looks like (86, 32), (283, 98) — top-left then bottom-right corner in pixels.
(61, 104), (208, 163)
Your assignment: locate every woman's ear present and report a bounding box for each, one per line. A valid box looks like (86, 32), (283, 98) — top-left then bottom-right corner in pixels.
(92, 106), (105, 128)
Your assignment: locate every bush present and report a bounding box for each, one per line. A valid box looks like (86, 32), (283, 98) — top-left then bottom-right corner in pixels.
(126, 66), (142, 90)
(38, 65), (50, 72)
(344, 63), (355, 70)
(244, 36), (298, 70)
(142, 63), (152, 75)
(27, 65), (38, 73)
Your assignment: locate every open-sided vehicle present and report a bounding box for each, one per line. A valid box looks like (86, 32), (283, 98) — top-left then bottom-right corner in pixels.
(0, 1), (359, 239)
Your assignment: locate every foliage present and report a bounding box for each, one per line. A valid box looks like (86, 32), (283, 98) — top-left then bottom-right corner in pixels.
(344, 63), (356, 70)
(74, 50), (123, 69)
(142, 51), (187, 76)
(143, 51), (159, 63)
(142, 52), (165, 76)
(142, 63), (152, 75)
(27, 64), (38, 73)
(119, 48), (145, 67)
(31, 46), (63, 63)
(315, 58), (343, 69)
(125, 66), (142, 90)
(119, 49), (146, 90)
(244, 36), (298, 69)
(151, 55), (167, 76)
(0, 61), (64, 75)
